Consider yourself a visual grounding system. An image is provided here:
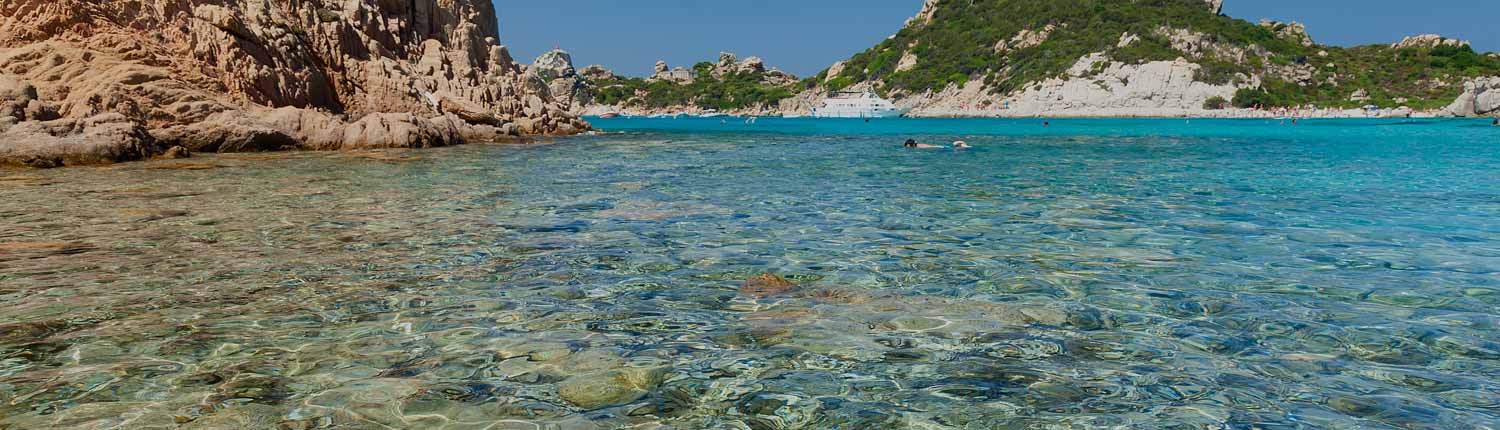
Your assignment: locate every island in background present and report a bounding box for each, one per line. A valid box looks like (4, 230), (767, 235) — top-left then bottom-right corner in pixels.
(548, 0), (1500, 119)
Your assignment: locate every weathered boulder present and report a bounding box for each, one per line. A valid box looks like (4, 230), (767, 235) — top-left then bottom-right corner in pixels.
(1443, 77), (1500, 117)
(532, 49), (577, 81)
(741, 56), (766, 73)
(0, 114), (161, 168)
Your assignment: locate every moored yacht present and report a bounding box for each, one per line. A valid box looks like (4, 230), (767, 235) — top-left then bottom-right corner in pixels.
(811, 91), (909, 118)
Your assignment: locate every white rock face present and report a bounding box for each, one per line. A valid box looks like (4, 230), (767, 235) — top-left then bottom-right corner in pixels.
(825, 61), (848, 82)
(896, 51), (919, 72)
(1444, 77), (1500, 117)
(1205, 0), (1224, 14)
(906, 54), (1242, 117)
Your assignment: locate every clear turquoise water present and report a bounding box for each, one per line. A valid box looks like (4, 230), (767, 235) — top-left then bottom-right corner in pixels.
(1, 118), (1498, 429)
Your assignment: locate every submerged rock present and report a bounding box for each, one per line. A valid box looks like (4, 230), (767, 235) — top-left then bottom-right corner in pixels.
(556, 367), (668, 410)
(740, 274), (799, 297)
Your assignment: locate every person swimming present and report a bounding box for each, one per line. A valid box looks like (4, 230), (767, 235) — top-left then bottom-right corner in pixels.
(903, 139), (944, 149)
(1493, 117), (1498, 126)
(953, 140), (971, 149)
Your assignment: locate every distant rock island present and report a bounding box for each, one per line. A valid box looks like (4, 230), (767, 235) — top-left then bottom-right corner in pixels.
(0, 0), (588, 168)
(533, 51), (803, 117)
(556, 0), (1500, 119)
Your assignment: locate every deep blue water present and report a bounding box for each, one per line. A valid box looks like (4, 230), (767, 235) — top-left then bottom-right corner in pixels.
(1, 117), (1497, 429)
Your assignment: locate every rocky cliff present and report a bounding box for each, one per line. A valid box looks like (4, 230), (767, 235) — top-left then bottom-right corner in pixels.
(801, 0), (1500, 118)
(0, 0), (587, 167)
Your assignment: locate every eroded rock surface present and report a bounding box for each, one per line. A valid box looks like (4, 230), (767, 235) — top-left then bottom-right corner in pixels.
(0, 0), (588, 167)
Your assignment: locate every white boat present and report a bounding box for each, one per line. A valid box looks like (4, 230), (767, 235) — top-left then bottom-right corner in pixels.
(811, 91), (909, 118)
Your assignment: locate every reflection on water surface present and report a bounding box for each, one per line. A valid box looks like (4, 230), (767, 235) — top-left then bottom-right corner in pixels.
(2, 119), (1498, 429)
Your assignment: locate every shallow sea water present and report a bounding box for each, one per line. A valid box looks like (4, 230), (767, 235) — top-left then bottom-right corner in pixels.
(1, 118), (1498, 429)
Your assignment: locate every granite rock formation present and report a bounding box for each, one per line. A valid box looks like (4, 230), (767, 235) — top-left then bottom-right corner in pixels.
(0, 0), (586, 167)
(532, 49), (593, 112)
(1392, 34), (1470, 50)
(1444, 77), (1500, 117)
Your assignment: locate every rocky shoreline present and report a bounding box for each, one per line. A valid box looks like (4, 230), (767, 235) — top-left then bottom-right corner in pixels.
(0, 0), (588, 168)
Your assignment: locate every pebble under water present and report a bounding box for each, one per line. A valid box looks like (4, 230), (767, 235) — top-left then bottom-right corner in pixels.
(1, 118), (1498, 429)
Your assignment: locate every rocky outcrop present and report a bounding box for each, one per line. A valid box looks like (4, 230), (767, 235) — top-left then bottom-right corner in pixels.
(1392, 34), (1470, 50)
(1443, 77), (1500, 117)
(904, 0), (942, 28)
(573, 51), (799, 116)
(580, 65), (616, 81)
(1, 74), (161, 167)
(1, 113), (160, 168)
(1155, 27), (1261, 63)
(995, 25), (1057, 53)
(532, 49), (592, 112)
(1205, 0), (1224, 15)
(1259, 20), (1314, 47)
(649, 61), (695, 84)
(0, 0), (586, 167)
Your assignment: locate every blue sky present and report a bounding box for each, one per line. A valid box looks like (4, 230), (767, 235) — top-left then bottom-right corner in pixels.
(495, 1), (1499, 78)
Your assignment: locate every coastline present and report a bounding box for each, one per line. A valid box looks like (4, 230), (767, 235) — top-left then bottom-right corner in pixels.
(579, 106), (1450, 120)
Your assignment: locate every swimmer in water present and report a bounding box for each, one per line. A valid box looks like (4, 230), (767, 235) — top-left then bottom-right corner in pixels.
(953, 140), (971, 149)
(1493, 117), (1498, 126)
(903, 139), (945, 149)
(1044, 121), (1050, 127)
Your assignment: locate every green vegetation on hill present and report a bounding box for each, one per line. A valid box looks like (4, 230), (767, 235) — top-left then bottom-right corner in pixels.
(588, 63), (794, 111)
(823, 0), (1500, 109)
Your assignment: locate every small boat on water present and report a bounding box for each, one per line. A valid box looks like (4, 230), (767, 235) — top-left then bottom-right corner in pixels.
(781, 114), (805, 119)
(599, 113), (621, 119)
(811, 91), (909, 119)
(698, 112), (727, 118)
